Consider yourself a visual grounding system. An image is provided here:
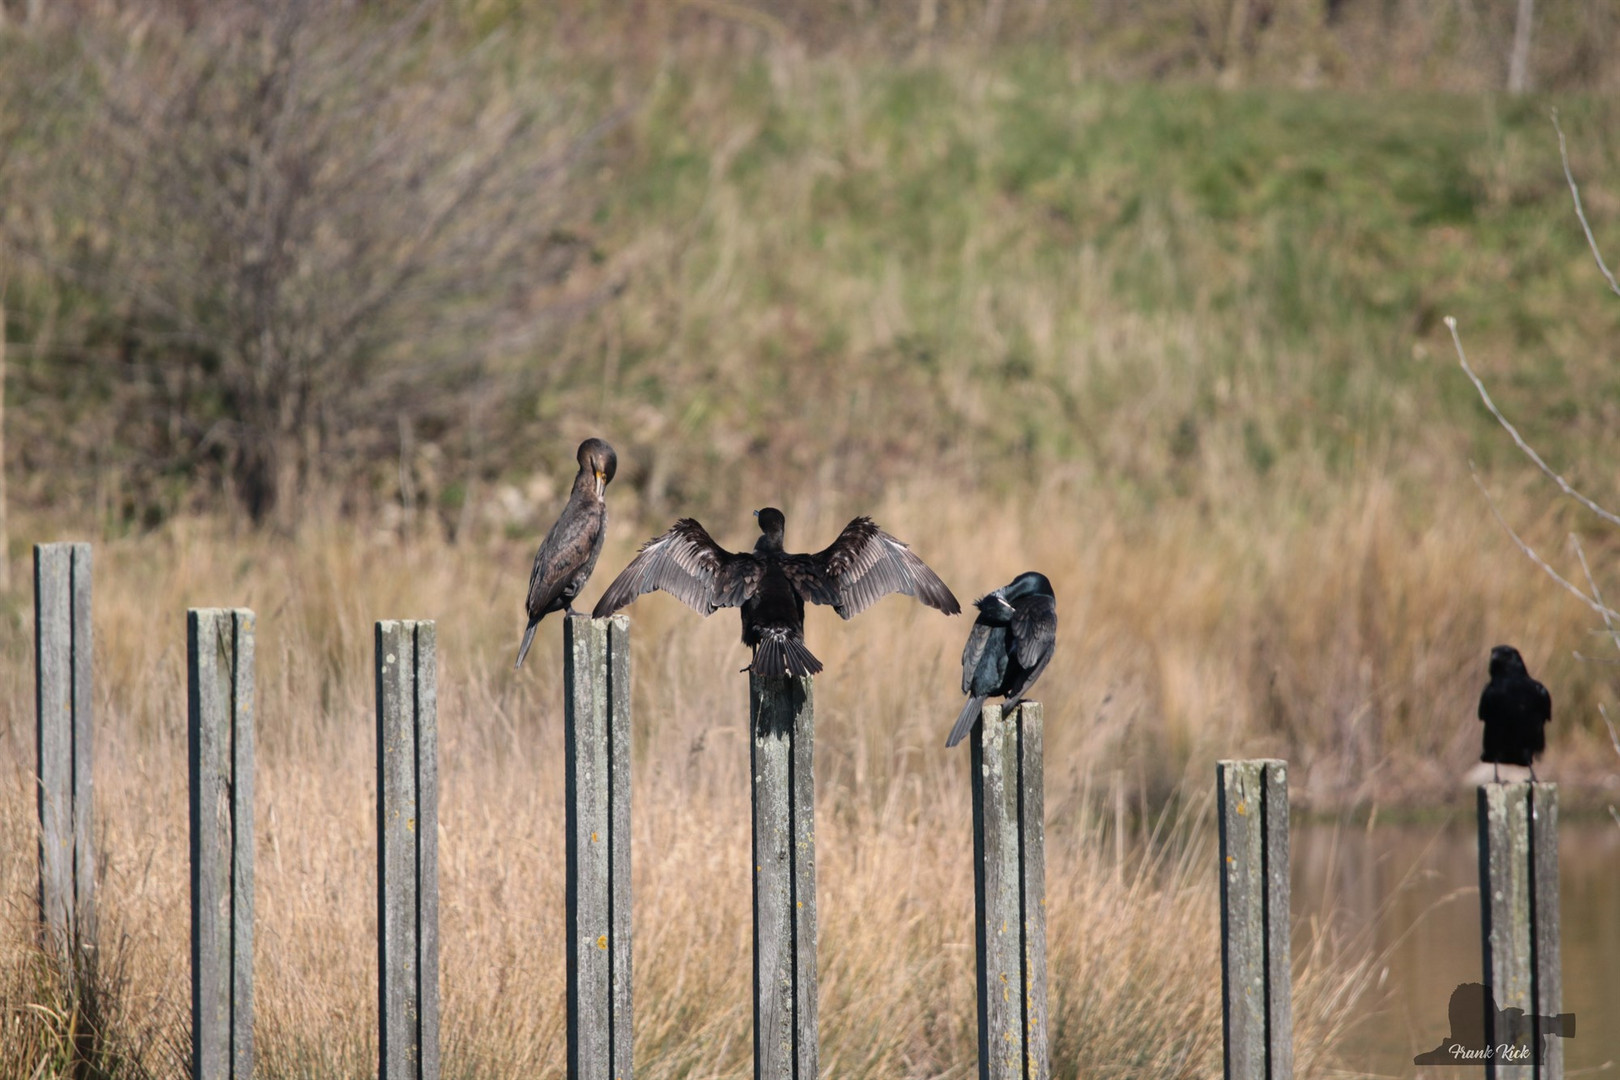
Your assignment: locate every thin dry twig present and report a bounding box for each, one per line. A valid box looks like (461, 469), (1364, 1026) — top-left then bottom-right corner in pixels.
(1445, 316), (1620, 530)
(1467, 464), (1620, 624)
(1570, 532), (1620, 655)
(1553, 109), (1620, 300)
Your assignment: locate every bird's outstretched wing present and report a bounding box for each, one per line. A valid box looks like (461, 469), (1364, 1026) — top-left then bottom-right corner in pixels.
(591, 519), (758, 617)
(784, 517), (960, 619)
(1009, 594), (1057, 670)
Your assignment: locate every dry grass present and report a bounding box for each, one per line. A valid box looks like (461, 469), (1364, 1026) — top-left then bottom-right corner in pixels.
(0, 465), (1606, 1076)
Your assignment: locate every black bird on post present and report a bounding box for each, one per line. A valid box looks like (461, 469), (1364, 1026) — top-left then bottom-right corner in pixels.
(1478, 644), (1552, 781)
(592, 507), (960, 676)
(514, 438), (617, 668)
(947, 571), (1057, 748)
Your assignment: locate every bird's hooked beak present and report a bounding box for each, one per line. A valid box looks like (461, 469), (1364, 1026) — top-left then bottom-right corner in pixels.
(752, 509), (759, 518)
(594, 470), (606, 498)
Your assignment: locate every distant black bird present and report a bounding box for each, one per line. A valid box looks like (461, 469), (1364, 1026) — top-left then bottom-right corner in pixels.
(592, 507), (960, 677)
(514, 438), (617, 668)
(947, 571), (1057, 748)
(1478, 644), (1552, 781)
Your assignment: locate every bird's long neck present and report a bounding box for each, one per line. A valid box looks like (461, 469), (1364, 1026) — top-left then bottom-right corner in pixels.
(571, 468), (603, 504)
(755, 531), (784, 553)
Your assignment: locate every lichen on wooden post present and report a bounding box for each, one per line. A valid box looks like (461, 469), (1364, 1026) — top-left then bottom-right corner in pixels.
(971, 701), (1049, 1080)
(1217, 758), (1292, 1080)
(189, 608), (256, 1080)
(376, 620), (439, 1080)
(565, 614), (633, 1080)
(34, 542), (94, 951)
(750, 672), (817, 1080)
(1479, 782), (1563, 1080)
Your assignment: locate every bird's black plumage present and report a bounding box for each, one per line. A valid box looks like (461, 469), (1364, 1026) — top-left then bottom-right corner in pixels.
(514, 438), (617, 668)
(592, 506), (960, 676)
(1478, 644), (1551, 781)
(947, 571), (1057, 748)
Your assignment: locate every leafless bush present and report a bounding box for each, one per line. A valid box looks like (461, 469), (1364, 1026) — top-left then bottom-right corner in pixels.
(26, 0), (608, 524)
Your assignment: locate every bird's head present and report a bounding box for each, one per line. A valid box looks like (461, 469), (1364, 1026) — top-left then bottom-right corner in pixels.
(577, 438), (617, 498)
(753, 507), (786, 550)
(1489, 644), (1528, 679)
(1003, 571), (1056, 600)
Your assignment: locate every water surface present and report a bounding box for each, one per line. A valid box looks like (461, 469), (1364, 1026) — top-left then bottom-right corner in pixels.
(1292, 817), (1619, 1077)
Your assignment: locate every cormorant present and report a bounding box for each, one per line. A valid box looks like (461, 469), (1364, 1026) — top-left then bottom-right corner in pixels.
(947, 571), (1057, 748)
(1478, 644), (1551, 781)
(513, 438), (617, 668)
(591, 507), (960, 676)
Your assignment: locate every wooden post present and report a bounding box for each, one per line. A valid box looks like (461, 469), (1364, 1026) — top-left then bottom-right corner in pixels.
(564, 614), (633, 1080)
(189, 609), (256, 1080)
(750, 673), (817, 1080)
(34, 542), (93, 948)
(971, 701), (1049, 1080)
(377, 620), (439, 1080)
(1217, 758), (1292, 1080)
(1479, 782), (1564, 1080)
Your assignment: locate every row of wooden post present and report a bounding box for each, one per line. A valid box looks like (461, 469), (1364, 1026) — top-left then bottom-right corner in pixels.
(31, 542), (1566, 1079)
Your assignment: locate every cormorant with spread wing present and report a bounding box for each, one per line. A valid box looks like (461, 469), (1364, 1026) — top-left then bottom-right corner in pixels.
(1478, 644), (1551, 781)
(592, 507), (960, 676)
(947, 571), (1057, 748)
(514, 438), (617, 668)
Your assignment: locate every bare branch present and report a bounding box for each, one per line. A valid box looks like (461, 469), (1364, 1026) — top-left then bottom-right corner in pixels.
(1468, 465), (1620, 624)
(1552, 109), (1620, 300)
(1571, 532), (1620, 656)
(1446, 316), (1620, 529)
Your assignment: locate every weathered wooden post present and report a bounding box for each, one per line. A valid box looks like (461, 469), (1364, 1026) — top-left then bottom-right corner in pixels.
(34, 542), (94, 948)
(1217, 759), (1293, 1080)
(750, 673), (817, 1080)
(377, 620), (439, 1080)
(1478, 782), (1565, 1080)
(564, 614), (633, 1080)
(971, 701), (1048, 1080)
(189, 608), (256, 1080)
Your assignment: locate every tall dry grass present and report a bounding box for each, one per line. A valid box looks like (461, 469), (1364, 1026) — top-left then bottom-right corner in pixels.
(0, 463), (1605, 1075)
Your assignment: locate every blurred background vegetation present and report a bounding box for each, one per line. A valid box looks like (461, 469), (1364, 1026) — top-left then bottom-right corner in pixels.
(2, 0), (1618, 529)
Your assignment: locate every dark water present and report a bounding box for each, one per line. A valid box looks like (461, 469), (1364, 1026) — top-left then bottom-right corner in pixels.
(1292, 818), (1620, 1077)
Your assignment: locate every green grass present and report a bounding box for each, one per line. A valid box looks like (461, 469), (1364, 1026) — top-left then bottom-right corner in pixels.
(564, 53), (1620, 519)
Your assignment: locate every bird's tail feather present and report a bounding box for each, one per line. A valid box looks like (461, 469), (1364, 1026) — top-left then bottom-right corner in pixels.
(750, 632), (823, 678)
(947, 696), (988, 748)
(514, 618), (542, 669)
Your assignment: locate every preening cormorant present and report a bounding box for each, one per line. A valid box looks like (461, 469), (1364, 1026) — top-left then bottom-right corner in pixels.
(513, 438), (617, 668)
(591, 507), (960, 676)
(1478, 644), (1551, 781)
(947, 571), (1057, 748)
